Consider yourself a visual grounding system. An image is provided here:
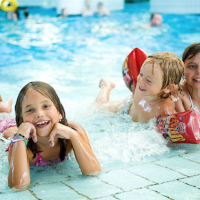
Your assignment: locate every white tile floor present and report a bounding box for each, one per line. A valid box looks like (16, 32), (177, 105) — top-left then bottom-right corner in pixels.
(1, 149), (200, 200)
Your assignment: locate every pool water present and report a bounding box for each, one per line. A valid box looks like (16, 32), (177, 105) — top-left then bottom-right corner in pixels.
(1, 2), (200, 200)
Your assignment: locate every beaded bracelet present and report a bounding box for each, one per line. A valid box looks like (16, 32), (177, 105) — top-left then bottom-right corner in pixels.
(13, 133), (28, 141)
(11, 133), (28, 146)
(5, 133), (29, 156)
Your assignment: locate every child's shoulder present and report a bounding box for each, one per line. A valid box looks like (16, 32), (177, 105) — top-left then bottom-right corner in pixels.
(156, 97), (175, 115)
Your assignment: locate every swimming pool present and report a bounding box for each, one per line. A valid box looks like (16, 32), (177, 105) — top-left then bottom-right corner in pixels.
(1, 2), (200, 199)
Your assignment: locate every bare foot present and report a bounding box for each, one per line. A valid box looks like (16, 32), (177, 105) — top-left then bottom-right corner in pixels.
(0, 98), (12, 113)
(99, 78), (116, 90)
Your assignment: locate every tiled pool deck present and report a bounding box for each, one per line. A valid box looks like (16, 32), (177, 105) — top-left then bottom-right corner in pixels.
(2, 147), (200, 200)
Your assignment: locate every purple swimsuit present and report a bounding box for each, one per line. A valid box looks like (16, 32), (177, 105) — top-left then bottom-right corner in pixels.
(30, 145), (68, 167)
(0, 114), (16, 133)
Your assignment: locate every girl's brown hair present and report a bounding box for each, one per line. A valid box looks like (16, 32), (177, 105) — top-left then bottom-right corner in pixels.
(182, 43), (200, 92)
(182, 42), (200, 62)
(15, 81), (68, 161)
(143, 52), (184, 98)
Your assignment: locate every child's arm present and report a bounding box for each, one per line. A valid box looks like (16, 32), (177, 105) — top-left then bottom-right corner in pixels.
(49, 123), (101, 176)
(68, 121), (92, 149)
(8, 123), (37, 190)
(8, 141), (30, 190)
(172, 83), (186, 113)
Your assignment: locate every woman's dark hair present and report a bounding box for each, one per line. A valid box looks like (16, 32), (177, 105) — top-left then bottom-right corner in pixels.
(182, 43), (200, 62)
(15, 81), (68, 161)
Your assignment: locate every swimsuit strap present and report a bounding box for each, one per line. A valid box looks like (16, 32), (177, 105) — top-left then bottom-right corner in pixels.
(188, 91), (194, 109)
(187, 85), (200, 116)
(187, 84), (194, 109)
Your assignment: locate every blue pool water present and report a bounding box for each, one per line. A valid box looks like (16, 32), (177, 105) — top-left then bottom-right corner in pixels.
(1, 2), (200, 199)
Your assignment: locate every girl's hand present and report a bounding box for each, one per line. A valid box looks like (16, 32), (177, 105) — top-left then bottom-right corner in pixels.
(17, 122), (37, 143)
(48, 123), (77, 147)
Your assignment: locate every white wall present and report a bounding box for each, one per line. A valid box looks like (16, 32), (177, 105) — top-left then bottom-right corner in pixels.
(57, 0), (124, 15)
(17, 0), (124, 15)
(17, 0), (56, 8)
(150, 0), (200, 14)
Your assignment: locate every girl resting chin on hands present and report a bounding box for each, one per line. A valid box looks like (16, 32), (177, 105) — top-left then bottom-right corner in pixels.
(7, 81), (101, 191)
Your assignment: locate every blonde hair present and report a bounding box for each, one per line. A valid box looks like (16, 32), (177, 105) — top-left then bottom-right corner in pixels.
(143, 52), (184, 98)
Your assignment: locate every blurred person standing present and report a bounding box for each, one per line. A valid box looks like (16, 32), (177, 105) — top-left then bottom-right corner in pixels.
(7, 9), (19, 21)
(82, 0), (94, 17)
(58, 8), (68, 18)
(97, 2), (110, 17)
(24, 9), (29, 19)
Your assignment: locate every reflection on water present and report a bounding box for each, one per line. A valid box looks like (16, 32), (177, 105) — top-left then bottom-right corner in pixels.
(0, 2), (200, 194)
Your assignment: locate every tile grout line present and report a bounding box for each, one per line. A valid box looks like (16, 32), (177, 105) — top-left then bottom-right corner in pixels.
(148, 187), (174, 200)
(179, 155), (200, 165)
(178, 177), (200, 190)
(28, 189), (41, 200)
(61, 181), (90, 199)
(153, 162), (188, 176)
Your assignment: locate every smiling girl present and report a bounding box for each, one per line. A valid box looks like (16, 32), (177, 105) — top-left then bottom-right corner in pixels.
(174, 43), (200, 114)
(7, 81), (101, 191)
(94, 52), (184, 122)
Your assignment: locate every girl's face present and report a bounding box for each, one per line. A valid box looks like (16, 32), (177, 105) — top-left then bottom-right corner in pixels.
(137, 61), (163, 99)
(21, 89), (62, 137)
(184, 52), (200, 89)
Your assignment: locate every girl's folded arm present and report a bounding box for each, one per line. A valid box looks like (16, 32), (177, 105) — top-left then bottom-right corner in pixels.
(67, 127), (101, 176)
(8, 140), (30, 191)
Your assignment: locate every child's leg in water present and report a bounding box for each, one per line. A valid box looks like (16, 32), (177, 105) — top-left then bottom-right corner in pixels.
(0, 98), (12, 113)
(0, 96), (17, 138)
(94, 78), (125, 112)
(95, 78), (116, 102)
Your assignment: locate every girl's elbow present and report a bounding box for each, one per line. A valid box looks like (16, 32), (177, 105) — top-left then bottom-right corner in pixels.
(83, 168), (101, 176)
(82, 164), (101, 176)
(9, 181), (30, 191)
(8, 175), (30, 191)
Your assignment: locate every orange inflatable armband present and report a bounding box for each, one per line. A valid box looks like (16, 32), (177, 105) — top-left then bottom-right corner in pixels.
(122, 47), (148, 93)
(157, 110), (200, 144)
